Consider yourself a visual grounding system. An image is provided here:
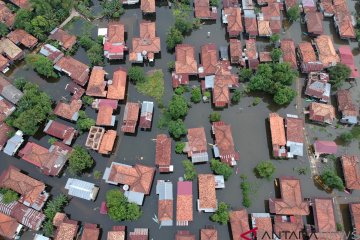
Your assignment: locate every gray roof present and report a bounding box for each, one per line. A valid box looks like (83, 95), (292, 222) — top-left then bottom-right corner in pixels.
(205, 75), (215, 89)
(65, 178), (99, 201)
(3, 130), (23, 156)
(124, 191), (144, 205)
(191, 152), (209, 163)
(141, 101), (154, 115)
(156, 180), (173, 200)
(1, 84), (23, 105)
(286, 141), (304, 158)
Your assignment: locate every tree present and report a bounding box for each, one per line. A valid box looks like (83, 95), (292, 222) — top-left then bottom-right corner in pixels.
(26, 54), (58, 78)
(339, 132), (353, 145)
(0, 188), (19, 204)
(270, 34), (280, 45)
(102, 0), (124, 18)
(68, 146), (94, 175)
(82, 96), (94, 105)
(43, 220), (54, 237)
(270, 48), (282, 62)
(0, 23), (8, 37)
(321, 169), (345, 191)
(106, 189), (142, 221)
(209, 112), (221, 122)
(240, 175), (251, 207)
(210, 159), (233, 180)
(174, 17), (193, 35)
(273, 86), (296, 105)
(168, 119), (187, 139)
(76, 111), (95, 132)
(167, 61), (175, 72)
(128, 66), (146, 84)
(190, 87), (201, 103)
(168, 95), (189, 119)
(239, 68), (253, 81)
(175, 142), (186, 154)
(48, 137), (57, 145)
(328, 64), (351, 89)
(87, 44), (103, 66)
(14, 78), (27, 90)
(166, 27), (184, 50)
(182, 160), (197, 181)
(231, 90), (241, 104)
(255, 161), (276, 179)
(287, 6), (300, 22)
(210, 202), (230, 224)
(210, 0), (220, 6)
(79, 36), (94, 50)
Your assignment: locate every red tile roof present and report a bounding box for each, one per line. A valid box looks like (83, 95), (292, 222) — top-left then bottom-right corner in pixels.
(245, 39), (258, 60)
(0, 54), (9, 72)
(176, 181), (193, 223)
(158, 199), (173, 223)
(0, 2), (15, 28)
(0, 123), (13, 150)
(7, 29), (38, 48)
(223, 0), (240, 8)
(298, 42), (317, 63)
(314, 35), (340, 67)
(350, 203), (360, 236)
(244, 13), (258, 36)
(257, 20), (272, 36)
(230, 209), (250, 240)
(131, 21), (161, 59)
(338, 46), (359, 78)
(176, 231), (196, 240)
(55, 56), (90, 86)
(107, 68), (127, 100)
(44, 120), (76, 145)
(195, 0), (218, 19)
(337, 89), (358, 117)
(9, 0), (30, 8)
(262, 3), (281, 33)
(53, 99), (82, 121)
(141, 0), (155, 13)
(273, 215), (304, 240)
(0, 212), (20, 239)
(229, 39), (243, 65)
(107, 23), (125, 44)
(212, 121), (239, 164)
(200, 229), (218, 240)
(313, 140), (337, 155)
(81, 223), (100, 240)
(269, 113), (286, 157)
(305, 12), (324, 35)
(54, 216), (79, 240)
(251, 214), (273, 240)
(199, 43), (218, 77)
(98, 130), (117, 155)
(341, 155), (360, 190)
(259, 51), (272, 62)
(175, 44), (198, 75)
(312, 198), (337, 232)
(129, 228), (149, 240)
(0, 96), (14, 122)
(198, 174), (217, 210)
(96, 105), (114, 126)
(186, 127), (207, 157)
(50, 28), (77, 50)
(281, 39), (297, 69)
(121, 102), (140, 133)
(86, 66), (107, 97)
(286, 116), (304, 144)
(107, 226), (126, 240)
(223, 7), (243, 36)
(155, 134), (172, 167)
(309, 102), (335, 124)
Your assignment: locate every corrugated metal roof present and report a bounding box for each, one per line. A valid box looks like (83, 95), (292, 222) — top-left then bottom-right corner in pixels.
(65, 178), (98, 201)
(156, 181), (173, 200)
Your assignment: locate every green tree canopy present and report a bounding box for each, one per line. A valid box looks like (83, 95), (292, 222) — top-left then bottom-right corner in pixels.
(287, 6), (300, 22)
(339, 132), (353, 145)
(168, 95), (189, 119)
(209, 112), (221, 122)
(26, 54), (58, 78)
(210, 159), (233, 180)
(238, 68), (253, 81)
(0, 23), (8, 37)
(168, 119), (187, 139)
(128, 66), (146, 84)
(231, 89), (241, 104)
(0, 188), (19, 204)
(182, 160), (197, 181)
(254, 161), (276, 179)
(106, 189), (142, 221)
(68, 146), (94, 175)
(175, 142), (186, 154)
(210, 202), (230, 224)
(166, 27), (183, 50)
(270, 48), (282, 62)
(190, 87), (202, 103)
(102, 0), (125, 18)
(76, 110), (95, 132)
(328, 63), (351, 89)
(320, 169), (345, 191)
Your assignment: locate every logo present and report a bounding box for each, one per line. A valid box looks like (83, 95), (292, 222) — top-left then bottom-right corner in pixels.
(240, 227), (257, 240)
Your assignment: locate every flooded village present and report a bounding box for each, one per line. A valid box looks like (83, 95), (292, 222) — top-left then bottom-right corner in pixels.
(0, 0), (359, 239)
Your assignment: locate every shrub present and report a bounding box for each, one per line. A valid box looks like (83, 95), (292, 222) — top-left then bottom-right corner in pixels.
(168, 119), (187, 139)
(209, 112), (221, 122)
(210, 202), (230, 224)
(175, 142), (186, 154)
(210, 159), (233, 180)
(182, 160), (197, 181)
(231, 90), (241, 104)
(0, 188), (19, 204)
(320, 169), (345, 191)
(254, 161), (276, 179)
(190, 87), (202, 103)
(128, 66), (146, 84)
(106, 189), (142, 221)
(68, 146), (94, 175)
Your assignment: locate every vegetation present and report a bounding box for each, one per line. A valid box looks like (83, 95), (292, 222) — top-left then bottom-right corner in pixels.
(43, 194), (69, 237)
(82, 96), (94, 106)
(68, 146), (94, 175)
(26, 54), (58, 78)
(231, 90), (242, 104)
(6, 82), (53, 136)
(167, 61), (175, 72)
(128, 66), (146, 84)
(254, 161), (276, 179)
(76, 110), (95, 133)
(136, 70), (165, 102)
(210, 202), (230, 224)
(93, 170), (102, 180)
(78, 36), (103, 66)
(0, 188), (19, 204)
(175, 142), (186, 154)
(210, 159), (233, 181)
(270, 48), (282, 62)
(102, 0), (125, 18)
(209, 112), (221, 122)
(190, 87), (202, 103)
(287, 6), (300, 22)
(106, 189), (142, 221)
(320, 169), (345, 191)
(48, 137), (57, 145)
(168, 95), (189, 119)
(328, 64), (351, 89)
(238, 68), (253, 81)
(168, 119), (187, 139)
(240, 175), (251, 208)
(0, 22), (9, 37)
(253, 97), (261, 106)
(166, 27), (184, 50)
(182, 160), (197, 181)
(174, 86), (186, 95)
(339, 132), (353, 145)
(73, 0), (92, 19)
(270, 34), (280, 45)
(210, 0), (220, 6)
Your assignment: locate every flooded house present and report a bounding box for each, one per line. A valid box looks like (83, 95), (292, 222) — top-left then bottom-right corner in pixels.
(173, 44), (198, 88)
(229, 39), (243, 65)
(3, 130), (23, 156)
(319, 0), (335, 17)
(336, 90), (358, 124)
(302, 0), (317, 13)
(200, 228), (218, 240)
(53, 213), (79, 240)
(308, 102), (336, 124)
(184, 127), (209, 163)
(129, 228), (149, 240)
(0, 38), (24, 62)
(333, 0), (355, 39)
(244, 39), (259, 69)
(313, 140), (337, 158)
(285, 115), (304, 158)
(313, 35), (340, 68)
(44, 120), (77, 145)
(194, 0), (218, 20)
(305, 12), (324, 35)
(49, 28), (77, 50)
(54, 56), (90, 86)
(0, 54), (9, 73)
(0, 96), (15, 122)
(86, 66), (108, 98)
(281, 39), (297, 69)
(244, 9), (258, 38)
(139, 101), (154, 130)
(9, 0), (30, 9)
(229, 209), (250, 240)
(258, 3), (282, 34)
(0, 2), (15, 28)
(7, 29), (38, 49)
(338, 46), (359, 79)
(107, 68), (127, 100)
(18, 141), (72, 176)
(141, 0), (155, 14)
(40, 44), (64, 64)
(156, 180), (173, 227)
(155, 134), (173, 173)
(284, 0), (297, 10)
(80, 223), (100, 240)
(65, 82), (85, 101)
(197, 174), (218, 212)
(98, 130), (117, 155)
(65, 178), (99, 201)
(121, 102), (140, 133)
(258, 19), (272, 37)
(297, 42), (324, 73)
(0, 212), (22, 239)
(53, 99), (82, 121)
(0, 165), (49, 210)
(223, 0), (240, 8)
(176, 181), (193, 226)
(0, 123), (13, 150)
(251, 213), (273, 240)
(176, 231), (195, 240)
(222, 7), (243, 37)
(304, 72), (331, 102)
(107, 226), (126, 240)
(212, 121), (239, 166)
(85, 126), (105, 151)
(269, 113), (287, 158)
(129, 21), (161, 63)
(101, 22), (126, 60)
(198, 43), (218, 78)
(96, 104), (116, 127)
(350, 203), (360, 237)
(340, 155), (360, 191)
(273, 215), (304, 240)
(0, 76), (23, 105)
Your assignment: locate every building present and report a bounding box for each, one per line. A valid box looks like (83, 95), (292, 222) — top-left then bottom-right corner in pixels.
(80, 223), (100, 240)
(200, 227), (218, 240)
(285, 0), (297, 10)
(222, 7), (243, 37)
(319, 0), (335, 17)
(223, 0), (240, 8)
(54, 56), (90, 86)
(107, 68), (127, 100)
(0, 212), (22, 239)
(313, 140), (337, 157)
(305, 12), (324, 35)
(337, 90), (358, 124)
(302, 0), (316, 12)
(308, 102), (336, 124)
(0, 165), (49, 210)
(244, 39), (259, 69)
(3, 130), (23, 156)
(102, 23), (126, 60)
(0, 38), (24, 62)
(121, 102), (140, 133)
(53, 213), (79, 240)
(244, 10), (258, 37)
(184, 127), (208, 163)
(98, 130), (117, 155)
(297, 42), (323, 73)
(176, 181), (193, 226)
(285, 115), (304, 158)
(0, 2), (15, 28)
(0, 96), (15, 122)
(0, 76), (23, 105)
(129, 228), (149, 240)
(9, 0), (30, 8)
(65, 82), (85, 101)
(86, 66), (107, 97)
(85, 126), (105, 151)
(259, 52), (272, 63)
(139, 101), (154, 130)
(194, 0), (217, 20)
(229, 209), (250, 240)
(65, 178), (99, 201)
(0, 54), (9, 73)
(96, 105), (116, 127)
(197, 174), (217, 212)
(251, 213), (273, 240)
(44, 120), (77, 145)
(313, 35), (340, 68)
(18, 141), (72, 176)
(53, 99), (82, 121)
(107, 226), (126, 240)
(269, 177), (310, 215)
(198, 43), (218, 78)
(156, 180), (173, 227)
(7, 29), (37, 49)
(281, 39), (297, 69)
(141, 0), (155, 14)
(155, 134), (173, 173)
(257, 19), (272, 37)
(341, 155), (360, 190)
(333, 0), (355, 39)
(229, 39), (243, 65)
(350, 203), (360, 237)
(273, 215), (304, 240)
(305, 72), (331, 102)
(259, 3), (282, 34)
(269, 113), (287, 158)
(40, 44), (64, 64)
(212, 121), (239, 166)
(50, 28), (77, 50)
(0, 123), (13, 151)
(176, 231), (195, 240)
(130, 21), (160, 63)
(173, 44), (198, 88)
(338, 46), (359, 79)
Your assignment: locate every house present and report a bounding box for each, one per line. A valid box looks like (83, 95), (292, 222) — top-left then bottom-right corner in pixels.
(273, 215), (304, 240)
(34, 234), (51, 240)
(173, 44), (198, 88)
(107, 68), (127, 100)
(199, 43), (218, 78)
(65, 178), (99, 201)
(259, 52), (272, 63)
(130, 21), (160, 63)
(156, 180), (173, 227)
(85, 126), (105, 151)
(259, 3), (282, 34)
(53, 213), (79, 240)
(176, 181), (193, 226)
(269, 113), (287, 158)
(302, 0), (316, 13)
(9, 0), (30, 8)
(0, 38), (24, 61)
(341, 155), (360, 191)
(18, 141), (73, 176)
(155, 134), (173, 173)
(102, 23), (126, 60)
(54, 56), (90, 86)
(269, 177), (310, 215)
(229, 209), (250, 240)
(184, 127), (208, 163)
(139, 101), (154, 130)
(86, 66), (107, 97)
(194, 0), (217, 20)
(350, 203), (360, 237)
(103, 162), (155, 195)
(305, 72), (331, 102)
(223, 0), (240, 8)
(49, 28), (77, 50)
(251, 213), (273, 240)
(284, 0), (297, 10)
(319, 0), (335, 17)
(219, 46), (228, 60)
(40, 44), (64, 64)
(0, 123), (13, 150)
(129, 228), (149, 240)
(338, 46), (359, 79)
(244, 39), (259, 69)
(141, 0), (155, 14)
(313, 35), (340, 68)
(313, 140), (337, 158)
(65, 82), (85, 101)
(0, 2), (15, 28)
(200, 227), (218, 240)
(176, 231), (195, 240)
(244, 10), (258, 37)
(257, 18), (272, 37)
(96, 105), (116, 127)
(7, 29), (38, 48)
(337, 90), (358, 124)
(308, 102), (336, 124)
(44, 120), (77, 145)
(197, 174), (217, 212)
(212, 121), (239, 166)
(285, 115), (304, 158)
(80, 223), (100, 240)
(107, 226), (126, 240)
(222, 7), (243, 37)
(0, 76), (23, 104)
(98, 130), (117, 155)
(242, 0), (255, 10)
(0, 96), (15, 122)
(3, 130), (23, 156)
(305, 12), (324, 35)
(0, 194), (45, 230)
(281, 39), (297, 69)
(92, 98), (118, 110)
(0, 54), (9, 73)
(297, 42), (323, 73)
(53, 99), (82, 121)
(121, 102), (140, 133)
(333, 0), (355, 39)
(0, 212), (22, 239)
(0, 165), (49, 211)
(229, 39), (243, 65)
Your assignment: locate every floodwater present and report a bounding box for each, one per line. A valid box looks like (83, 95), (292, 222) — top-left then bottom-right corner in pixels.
(4, 0), (360, 239)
